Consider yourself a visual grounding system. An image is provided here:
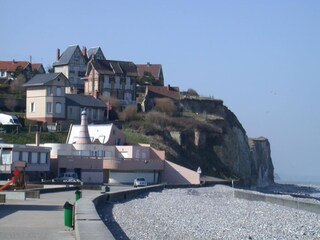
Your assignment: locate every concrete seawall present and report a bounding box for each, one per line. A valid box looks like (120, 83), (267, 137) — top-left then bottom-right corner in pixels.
(233, 189), (320, 214)
(75, 184), (165, 240)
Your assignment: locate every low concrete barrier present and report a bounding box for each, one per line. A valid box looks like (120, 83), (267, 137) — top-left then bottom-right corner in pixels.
(25, 190), (40, 199)
(96, 184), (165, 204)
(1, 191), (26, 200)
(0, 194), (5, 203)
(234, 189), (320, 214)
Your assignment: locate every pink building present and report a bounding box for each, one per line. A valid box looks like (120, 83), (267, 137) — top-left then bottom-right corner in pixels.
(43, 110), (200, 185)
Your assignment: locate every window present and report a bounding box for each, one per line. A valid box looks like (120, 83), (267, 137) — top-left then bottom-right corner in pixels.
(31, 152), (38, 164)
(55, 102), (62, 113)
(69, 107), (73, 115)
(22, 152), (29, 162)
(12, 151), (20, 162)
(47, 102), (52, 113)
(56, 87), (62, 96)
(115, 76), (120, 89)
(47, 87), (52, 96)
(30, 102), (35, 112)
(104, 76), (110, 88)
(93, 109), (97, 119)
(40, 153), (47, 164)
(125, 77), (131, 89)
(1, 150), (12, 164)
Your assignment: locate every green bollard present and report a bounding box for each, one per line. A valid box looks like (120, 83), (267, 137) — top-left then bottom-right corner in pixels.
(63, 201), (73, 228)
(75, 190), (82, 201)
(102, 185), (110, 193)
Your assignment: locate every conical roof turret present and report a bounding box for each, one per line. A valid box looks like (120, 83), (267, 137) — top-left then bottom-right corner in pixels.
(75, 109), (92, 144)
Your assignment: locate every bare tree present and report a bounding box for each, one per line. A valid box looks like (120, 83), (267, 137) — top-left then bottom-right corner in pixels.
(4, 96), (17, 111)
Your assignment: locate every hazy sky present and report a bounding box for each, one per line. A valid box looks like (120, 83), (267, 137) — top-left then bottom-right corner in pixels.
(1, 0), (319, 182)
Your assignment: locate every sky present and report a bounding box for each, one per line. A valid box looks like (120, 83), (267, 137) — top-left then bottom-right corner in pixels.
(1, 0), (320, 182)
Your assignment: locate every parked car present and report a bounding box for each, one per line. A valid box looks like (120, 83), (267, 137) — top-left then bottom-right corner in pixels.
(133, 177), (147, 187)
(0, 113), (22, 126)
(54, 172), (81, 183)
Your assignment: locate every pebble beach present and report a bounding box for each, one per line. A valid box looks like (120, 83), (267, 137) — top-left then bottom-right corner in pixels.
(99, 185), (320, 240)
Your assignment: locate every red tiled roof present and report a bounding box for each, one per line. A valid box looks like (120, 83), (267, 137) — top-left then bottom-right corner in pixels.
(31, 63), (41, 71)
(136, 63), (162, 80)
(0, 61), (30, 71)
(147, 85), (180, 100)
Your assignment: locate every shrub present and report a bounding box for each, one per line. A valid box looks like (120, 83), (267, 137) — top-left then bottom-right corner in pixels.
(119, 104), (140, 121)
(153, 98), (177, 116)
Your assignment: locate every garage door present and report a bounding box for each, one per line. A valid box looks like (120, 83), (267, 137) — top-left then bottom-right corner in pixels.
(109, 171), (158, 184)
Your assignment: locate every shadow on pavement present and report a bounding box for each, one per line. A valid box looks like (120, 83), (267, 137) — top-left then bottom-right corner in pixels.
(97, 202), (130, 240)
(0, 204), (63, 219)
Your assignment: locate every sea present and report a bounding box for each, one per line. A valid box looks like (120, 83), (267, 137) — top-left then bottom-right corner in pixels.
(275, 179), (320, 199)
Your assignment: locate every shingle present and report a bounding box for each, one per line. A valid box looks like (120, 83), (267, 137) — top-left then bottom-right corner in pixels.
(91, 59), (137, 76)
(136, 63), (162, 80)
(23, 73), (63, 87)
(66, 94), (107, 108)
(0, 61), (30, 71)
(53, 45), (78, 66)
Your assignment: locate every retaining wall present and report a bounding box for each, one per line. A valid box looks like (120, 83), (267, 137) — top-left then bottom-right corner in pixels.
(234, 189), (320, 214)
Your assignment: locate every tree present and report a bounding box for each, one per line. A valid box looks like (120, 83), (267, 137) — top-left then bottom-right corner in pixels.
(119, 104), (140, 121)
(10, 74), (25, 98)
(187, 88), (199, 97)
(137, 71), (162, 86)
(4, 96), (17, 111)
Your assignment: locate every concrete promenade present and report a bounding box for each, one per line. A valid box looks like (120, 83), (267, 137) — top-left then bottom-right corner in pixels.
(0, 189), (100, 240)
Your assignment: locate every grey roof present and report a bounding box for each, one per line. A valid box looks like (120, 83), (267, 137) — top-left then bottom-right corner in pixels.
(88, 47), (106, 60)
(87, 47), (99, 58)
(66, 94), (107, 108)
(90, 59), (137, 77)
(23, 73), (66, 87)
(53, 45), (78, 66)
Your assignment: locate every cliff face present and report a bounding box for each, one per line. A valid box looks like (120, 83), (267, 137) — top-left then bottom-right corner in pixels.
(176, 98), (274, 186)
(130, 97), (275, 187)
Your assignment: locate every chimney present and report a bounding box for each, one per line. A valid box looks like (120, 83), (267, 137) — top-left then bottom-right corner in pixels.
(147, 62), (151, 66)
(167, 84), (171, 90)
(35, 131), (40, 146)
(57, 48), (60, 61)
(93, 90), (99, 99)
(82, 47), (87, 57)
(74, 109), (92, 144)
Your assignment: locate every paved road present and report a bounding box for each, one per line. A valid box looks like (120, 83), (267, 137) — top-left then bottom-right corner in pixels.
(0, 190), (95, 240)
(0, 186), (133, 240)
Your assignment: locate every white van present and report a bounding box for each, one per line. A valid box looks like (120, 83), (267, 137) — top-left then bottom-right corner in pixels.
(0, 113), (22, 126)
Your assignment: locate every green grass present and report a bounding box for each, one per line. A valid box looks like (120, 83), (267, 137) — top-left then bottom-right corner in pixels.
(0, 132), (68, 144)
(123, 128), (150, 144)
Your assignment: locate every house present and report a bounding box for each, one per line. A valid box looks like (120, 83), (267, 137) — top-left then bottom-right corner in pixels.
(84, 58), (137, 110)
(0, 142), (51, 181)
(87, 47), (106, 60)
(23, 72), (107, 124)
(23, 72), (70, 123)
(136, 63), (164, 86)
(0, 60), (33, 84)
(53, 45), (88, 94)
(142, 85), (180, 112)
(42, 110), (200, 185)
(66, 94), (106, 123)
(31, 63), (46, 74)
